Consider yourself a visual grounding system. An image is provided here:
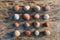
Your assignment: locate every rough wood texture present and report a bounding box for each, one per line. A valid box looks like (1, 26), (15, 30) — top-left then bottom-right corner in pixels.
(0, 0), (60, 40)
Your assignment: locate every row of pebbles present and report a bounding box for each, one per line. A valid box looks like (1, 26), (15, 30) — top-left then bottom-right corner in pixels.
(6, 4), (51, 38)
(14, 30), (50, 37)
(13, 13), (49, 21)
(8, 4), (51, 14)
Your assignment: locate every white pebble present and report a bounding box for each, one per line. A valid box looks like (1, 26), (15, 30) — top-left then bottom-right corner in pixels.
(14, 14), (19, 20)
(35, 30), (40, 36)
(14, 30), (20, 37)
(43, 14), (49, 20)
(34, 5), (41, 12)
(24, 5), (30, 11)
(45, 30), (51, 36)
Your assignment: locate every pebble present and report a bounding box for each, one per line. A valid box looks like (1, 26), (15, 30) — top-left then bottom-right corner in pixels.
(34, 21), (40, 28)
(34, 14), (40, 19)
(23, 5), (30, 11)
(34, 30), (40, 36)
(25, 22), (30, 28)
(14, 5), (20, 11)
(33, 5), (41, 12)
(14, 14), (20, 20)
(24, 30), (31, 36)
(23, 13), (30, 20)
(43, 14), (49, 20)
(13, 22), (20, 27)
(45, 4), (51, 11)
(45, 30), (51, 36)
(14, 30), (20, 37)
(43, 21), (49, 27)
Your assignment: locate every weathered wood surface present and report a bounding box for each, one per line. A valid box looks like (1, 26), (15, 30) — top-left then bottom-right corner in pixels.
(0, 0), (60, 40)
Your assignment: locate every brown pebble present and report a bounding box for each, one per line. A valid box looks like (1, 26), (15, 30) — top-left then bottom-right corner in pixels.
(23, 14), (30, 20)
(13, 22), (20, 27)
(43, 21), (49, 27)
(14, 5), (20, 11)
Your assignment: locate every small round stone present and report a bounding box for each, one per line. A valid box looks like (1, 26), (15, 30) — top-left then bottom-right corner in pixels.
(25, 22), (30, 28)
(23, 14), (30, 20)
(43, 21), (49, 27)
(34, 21), (40, 28)
(14, 14), (20, 20)
(24, 30), (31, 36)
(14, 5), (20, 11)
(34, 30), (40, 36)
(14, 30), (20, 37)
(34, 14), (40, 19)
(43, 14), (49, 20)
(45, 4), (51, 11)
(45, 30), (51, 35)
(14, 22), (19, 27)
(33, 5), (41, 12)
(24, 5), (30, 11)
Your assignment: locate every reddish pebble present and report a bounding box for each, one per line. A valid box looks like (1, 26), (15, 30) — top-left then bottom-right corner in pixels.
(14, 22), (19, 27)
(24, 30), (31, 36)
(43, 21), (49, 27)
(23, 14), (30, 20)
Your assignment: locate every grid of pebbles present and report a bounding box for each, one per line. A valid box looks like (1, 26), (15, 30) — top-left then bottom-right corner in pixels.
(0, 0), (55, 39)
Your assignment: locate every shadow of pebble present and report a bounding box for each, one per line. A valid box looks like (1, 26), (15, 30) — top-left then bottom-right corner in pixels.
(2, 32), (14, 39)
(8, 24), (15, 29)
